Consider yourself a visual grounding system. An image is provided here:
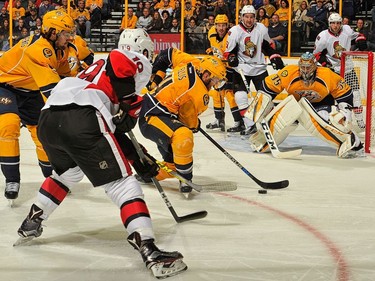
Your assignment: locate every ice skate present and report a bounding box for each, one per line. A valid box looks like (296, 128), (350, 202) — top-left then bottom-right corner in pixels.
(206, 119), (225, 132)
(5, 182), (20, 207)
(227, 121), (245, 133)
(14, 204), (44, 246)
(240, 124), (257, 136)
(127, 232), (187, 279)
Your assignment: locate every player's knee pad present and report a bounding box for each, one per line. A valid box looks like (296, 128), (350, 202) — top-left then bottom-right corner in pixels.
(244, 91), (274, 123)
(0, 113), (21, 156)
(298, 97), (351, 150)
(51, 166), (84, 189)
(234, 90), (249, 114)
(249, 95), (302, 152)
(171, 126), (194, 166)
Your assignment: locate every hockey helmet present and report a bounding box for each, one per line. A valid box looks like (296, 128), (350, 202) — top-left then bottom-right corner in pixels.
(240, 5), (256, 16)
(328, 13), (342, 24)
(118, 29), (154, 61)
(215, 14), (229, 24)
(42, 10), (75, 35)
(199, 56), (227, 89)
(298, 52), (317, 85)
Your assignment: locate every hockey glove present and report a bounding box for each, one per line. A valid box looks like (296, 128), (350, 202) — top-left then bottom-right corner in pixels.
(270, 54), (285, 70)
(113, 95), (143, 133)
(356, 34), (367, 51)
(131, 151), (159, 180)
(191, 118), (201, 133)
(314, 51), (331, 67)
(227, 54), (239, 67)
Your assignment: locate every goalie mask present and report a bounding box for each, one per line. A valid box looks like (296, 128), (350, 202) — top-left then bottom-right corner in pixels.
(299, 52), (317, 86)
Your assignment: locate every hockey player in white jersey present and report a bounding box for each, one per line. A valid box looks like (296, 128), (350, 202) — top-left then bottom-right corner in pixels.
(224, 5), (285, 135)
(313, 12), (367, 132)
(15, 30), (188, 279)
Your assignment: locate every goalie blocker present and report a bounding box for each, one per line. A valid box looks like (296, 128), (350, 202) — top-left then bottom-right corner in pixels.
(245, 91), (364, 158)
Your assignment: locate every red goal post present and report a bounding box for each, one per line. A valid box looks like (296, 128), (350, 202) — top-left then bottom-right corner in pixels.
(340, 51), (375, 153)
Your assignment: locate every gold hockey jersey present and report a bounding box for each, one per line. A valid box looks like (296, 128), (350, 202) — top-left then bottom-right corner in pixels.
(207, 25), (228, 59)
(263, 65), (352, 103)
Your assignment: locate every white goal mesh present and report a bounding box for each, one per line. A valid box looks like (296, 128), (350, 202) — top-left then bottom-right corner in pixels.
(341, 51), (375, 153)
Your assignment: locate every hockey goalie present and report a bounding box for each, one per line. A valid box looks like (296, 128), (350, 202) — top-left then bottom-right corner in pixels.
(244, 52), (364, 158)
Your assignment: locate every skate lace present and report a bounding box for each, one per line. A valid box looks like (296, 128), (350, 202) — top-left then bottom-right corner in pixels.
(6, 182), (20, 192)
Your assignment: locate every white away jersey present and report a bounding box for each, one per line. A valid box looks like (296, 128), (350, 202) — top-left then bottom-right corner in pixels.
(313, 25), (359, 73)
(225, 23), (271, 76)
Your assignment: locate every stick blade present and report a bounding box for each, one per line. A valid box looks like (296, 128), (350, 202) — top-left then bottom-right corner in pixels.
(13, 236), (34, 247)
(176, 210), (208, 223)
(274, 148), (302, 159)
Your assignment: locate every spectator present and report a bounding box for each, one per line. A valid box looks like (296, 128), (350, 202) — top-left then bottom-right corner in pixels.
(0, 5), (9, 25)
(136, 7), (153, 29)
(14, 26), (29, 43)
(135, 1), (144, 18)
(0, 17), (9, 48)
(161, 10), (172, 31)
(24, 5), (38, 29)
(157, 0), (173, 18)
(275, 0), (289, 22)
(353, 18), (369, 38)
(170, 17), (180, 32)
(12, 0), (26, 26)
(293, 0), (309, 23)
(172, 0), (181, 19)
(194, 1), (207, 25)
(292, 0), (304, 12)
(268, 13), (287, 53)
(72, 0), (91, 38)
(13, 18), (27, 41)
(214, 0), (232, 22)
(261, 0), (276, 18)
(148, 10), (163, 32)
(120, 7), (137, 32)
(240, 0), (251, 10)
(252, 0), (263, 10)
(204, 14), (215, 31)
(38, 0), (54, 18)
(85, 0), (102, 28)
(342, 16), (350, 25)
(305, 0), (328, 37)
(256, 7), (269, 27)
(184, 0), (195, 24)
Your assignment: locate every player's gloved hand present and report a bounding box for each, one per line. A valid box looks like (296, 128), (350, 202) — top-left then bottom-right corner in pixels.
(270, 54), (285, 70)
(113, 95), (143, 133)
(132, 152), (159, 180)
(227, 54), (239, 67)
(314, 51), (331, 68)
(191, 118), (201, 133)
(356, 34), (367, 51)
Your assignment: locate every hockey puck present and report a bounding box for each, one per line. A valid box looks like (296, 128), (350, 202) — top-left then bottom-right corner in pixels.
(258, 189), (267, 194)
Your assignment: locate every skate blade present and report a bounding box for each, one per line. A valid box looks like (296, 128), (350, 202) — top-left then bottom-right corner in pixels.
(152, 259), (188, 279)
(8, 199), (14, 208)
(13, 236), (35, 247)
(181, 192), (191, 199)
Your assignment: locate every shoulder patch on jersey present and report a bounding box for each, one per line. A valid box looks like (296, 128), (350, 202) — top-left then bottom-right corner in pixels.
(203, 93), (210, 106)
(43, 48), (53, 58)
(281, 70), (288, 77)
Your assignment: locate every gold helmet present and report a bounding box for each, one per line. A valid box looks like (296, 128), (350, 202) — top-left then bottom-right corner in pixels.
(215, 14), (229, 24)
(199, 56), (227, 89)
(42, 10), (75, 35)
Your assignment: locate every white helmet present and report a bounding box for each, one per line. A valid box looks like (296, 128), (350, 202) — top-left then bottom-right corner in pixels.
(240, 5), (256, 16)
(118, 28), (154, 61)
(328, 13), (342, 24)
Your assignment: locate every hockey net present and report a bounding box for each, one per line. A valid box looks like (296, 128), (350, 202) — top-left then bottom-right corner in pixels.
(341, 51), (375, 153)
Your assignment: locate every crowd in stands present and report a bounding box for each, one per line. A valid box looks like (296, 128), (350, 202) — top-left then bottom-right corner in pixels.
(0, 0), (374, 53)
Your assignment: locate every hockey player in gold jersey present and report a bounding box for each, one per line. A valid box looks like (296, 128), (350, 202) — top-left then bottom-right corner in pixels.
(139, 56), (227, 193)
(205, 14), (243, 133)
(0, 10), (75, 202)
(245, 52), (364, 158)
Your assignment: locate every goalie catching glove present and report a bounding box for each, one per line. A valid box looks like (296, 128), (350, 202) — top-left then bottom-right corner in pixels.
(113, 95), (143, 133)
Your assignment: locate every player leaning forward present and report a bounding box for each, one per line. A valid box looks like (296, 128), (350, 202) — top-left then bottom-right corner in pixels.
(0, 10), (75, 202)
(246, 52), (364, 158)
(15, 31), (188, 278)
(223, 4), (285, 135)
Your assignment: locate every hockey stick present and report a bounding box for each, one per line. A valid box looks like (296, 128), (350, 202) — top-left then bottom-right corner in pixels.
(238, 68), (302, 159)
(156, 161), (237, 193)
(128, 131), (207, 223)
(260, 119), (302, 159)
(199, 128), (289, 189)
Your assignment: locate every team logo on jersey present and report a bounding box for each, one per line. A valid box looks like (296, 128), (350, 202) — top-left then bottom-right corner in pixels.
(333, 41), (345, 59)
(281, 70), (288, 77)
(243, 37), (256, 58)
(43, 48), (53, 58)
(203, 93), (210, 106)
(0, 97), (12, 105)
(99, 161), (108, 170)
(68, 56), (78, 71)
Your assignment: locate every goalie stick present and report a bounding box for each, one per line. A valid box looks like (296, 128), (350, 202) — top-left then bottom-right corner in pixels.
(128, 131), (207, 223)
(260, 119), (302, 159)
(199, 128), (288, 189)
(156, 161), (237, 193)
(238, 68), (301, 159)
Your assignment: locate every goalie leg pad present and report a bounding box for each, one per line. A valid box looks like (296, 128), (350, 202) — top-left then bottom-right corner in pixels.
(244, 91), (273, 123)
(249, 95), (302, 152)
(298, 97), (351, 150)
